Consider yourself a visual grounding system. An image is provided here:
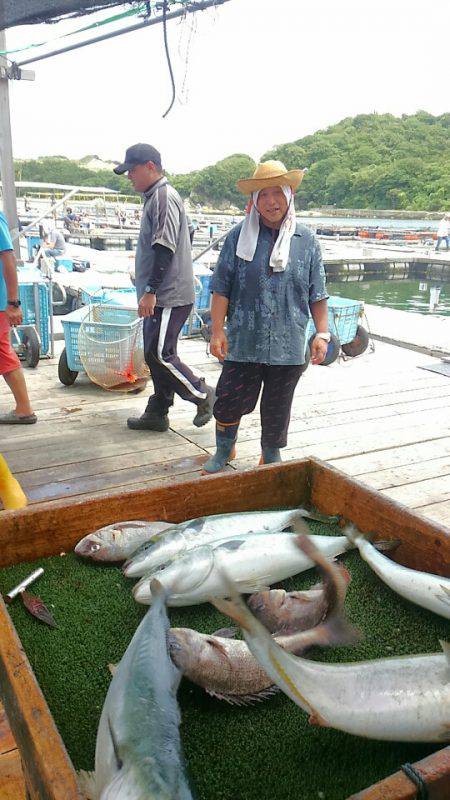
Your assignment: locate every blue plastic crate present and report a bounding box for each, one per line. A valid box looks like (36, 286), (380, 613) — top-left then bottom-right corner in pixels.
(18, 277), (50, 356)
(61, 305), (141, 372)
(80, 287), (137, 306)
(307, 296), (362, 345)
(195, 273), (212, 310)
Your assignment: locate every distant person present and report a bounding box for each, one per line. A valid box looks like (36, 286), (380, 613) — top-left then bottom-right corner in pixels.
(187, 215), (198, 245)
(0, 211), (37, 425)
(435, 214), (450, 251)
(43, 225), (66, 260)
(113, 143), (215, 432)
(63, 207), (79, 232)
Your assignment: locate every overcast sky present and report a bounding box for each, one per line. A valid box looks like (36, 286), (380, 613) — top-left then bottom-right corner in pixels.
(4, 0), (450, 174)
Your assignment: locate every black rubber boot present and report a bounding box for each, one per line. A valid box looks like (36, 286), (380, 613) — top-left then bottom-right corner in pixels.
(193, 385), (216, 428)
(127, 410), (169, 432)
(202, 422), (239, 474)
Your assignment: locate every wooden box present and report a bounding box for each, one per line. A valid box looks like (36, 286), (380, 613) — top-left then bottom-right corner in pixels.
(0, 457), (448, 800)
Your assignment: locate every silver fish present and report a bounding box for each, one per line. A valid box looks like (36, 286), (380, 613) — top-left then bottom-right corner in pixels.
(169, 535), (358, 705)
(74, 520), (173, 562)
(78, 580), (193, 800)
(213, 572), (450, 743)
(133, 532), (354, 606)
(345, 524), (450, 620)
(122, 508), (335, 578)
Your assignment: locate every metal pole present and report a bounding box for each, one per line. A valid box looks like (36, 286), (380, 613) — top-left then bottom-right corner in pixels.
(12, 186), (80, 241)
(16, 0), (231, 67)
(0, 30), (20, 260)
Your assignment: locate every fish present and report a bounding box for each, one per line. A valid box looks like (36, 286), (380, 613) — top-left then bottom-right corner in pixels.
(344, 524), (450, 620)
(133, 532), (354, 606)
(78, 579), (193, 800)
(212, 568), (450, 743)
(123, 507), (337, 578)
(248, 564), (351, 634)
(169, 535), (358, 705)
(74, 520), (173, 562)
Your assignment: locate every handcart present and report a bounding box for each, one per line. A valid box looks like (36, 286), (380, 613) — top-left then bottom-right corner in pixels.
(10, 268), (53, 368)
(58, 303), (148, 394)
(304, 295), (373, 368)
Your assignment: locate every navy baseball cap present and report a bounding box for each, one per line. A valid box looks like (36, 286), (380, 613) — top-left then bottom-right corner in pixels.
(114, 143), (162, 174)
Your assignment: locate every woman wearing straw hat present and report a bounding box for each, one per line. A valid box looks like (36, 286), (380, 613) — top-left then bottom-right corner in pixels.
(202, 160), (330, 474)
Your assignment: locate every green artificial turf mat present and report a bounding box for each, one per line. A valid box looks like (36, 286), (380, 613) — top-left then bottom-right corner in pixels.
(0, 518), (448, 800)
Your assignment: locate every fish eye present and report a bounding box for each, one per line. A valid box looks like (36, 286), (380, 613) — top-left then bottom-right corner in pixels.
(90, 543), (101, 552)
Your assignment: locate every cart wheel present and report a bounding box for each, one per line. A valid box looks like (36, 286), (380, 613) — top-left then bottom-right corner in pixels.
(58, 348), (78, 385)
(341, 325), (369, 357)
(308, 332), (340, 366)
(21, 326), (40, 368)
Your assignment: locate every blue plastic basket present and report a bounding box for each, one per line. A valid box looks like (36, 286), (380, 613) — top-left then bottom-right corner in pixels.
(307, 296), (362, 345)
(61, 305), (141, 373)
(18, 276), (50, 356)
(182, 274), (212, 336)
(80, 287), (137, 307)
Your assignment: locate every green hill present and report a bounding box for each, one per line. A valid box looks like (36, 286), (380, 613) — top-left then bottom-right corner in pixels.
(14, 112), (450, 211)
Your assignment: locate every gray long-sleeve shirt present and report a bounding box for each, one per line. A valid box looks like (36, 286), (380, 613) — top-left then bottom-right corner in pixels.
(134, 177), (194, 307)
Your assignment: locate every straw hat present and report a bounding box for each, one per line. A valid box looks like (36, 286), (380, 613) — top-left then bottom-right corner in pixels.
(236, 160), (305, 194)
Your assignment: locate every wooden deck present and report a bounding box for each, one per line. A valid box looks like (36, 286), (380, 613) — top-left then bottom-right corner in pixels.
(1, 335), (450, 525)
(1, 334), (449, 794)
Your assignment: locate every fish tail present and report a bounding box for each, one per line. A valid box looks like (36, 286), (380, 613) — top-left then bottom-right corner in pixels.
(295, 534), (348, 611)
(342, 523), (363, 544)
(211, 595), (253, 633)
(77, 769), (98, 800)
(150, 577), (168, 600)
(288, 513), (312, 535)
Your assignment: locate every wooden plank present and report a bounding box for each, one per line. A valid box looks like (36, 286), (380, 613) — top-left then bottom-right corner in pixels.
(418, 501), (450, 527)
(17, 442), (202, 489)
(0, 703), (16, 756)
(0, 750), (27, 800)
(329, 438), (450, 476)
(347, 746), (450, 800)
(0, 597), (83, 800)
(382, 475), (450, 509)
(359, 456), (450, 490)
(309, 459), (450, 575)
(24, 453), (208, 504)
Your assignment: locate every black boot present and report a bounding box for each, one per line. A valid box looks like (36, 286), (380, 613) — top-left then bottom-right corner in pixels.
(193, 385), (216, 428)
(127, 410), (169, 431)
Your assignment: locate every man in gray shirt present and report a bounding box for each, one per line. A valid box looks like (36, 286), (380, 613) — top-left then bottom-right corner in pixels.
(114, 143), (214, 431)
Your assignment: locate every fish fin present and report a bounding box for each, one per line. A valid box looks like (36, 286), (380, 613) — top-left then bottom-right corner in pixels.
(108, 663), (117, 676)
(440, 640), (450, 672)
(215, 539), (245, 552)
(211, 596), (254, 633)
(237, 582), (271, 594)
(301, 510), (341, 525)
(150, 577), (168, 601)
(77, 769), (98, 800)
(212, 627), (238, 638)
(206, 685), (279, 706)
(205, 637), (233, 658)
(284, 513), (311, 535)
(21, 591), (57, 628)
(437, 586), (450, 608)
(308, 711), (330, 728)
(373, 539), (402, 553)
(108, 716), (123, 770)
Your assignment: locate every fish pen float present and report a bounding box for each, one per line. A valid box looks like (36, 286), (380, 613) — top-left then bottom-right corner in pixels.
(0, 458), (448, 800)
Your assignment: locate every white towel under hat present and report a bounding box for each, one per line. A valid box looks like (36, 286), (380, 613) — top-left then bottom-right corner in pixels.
(236, 186), (296, 272)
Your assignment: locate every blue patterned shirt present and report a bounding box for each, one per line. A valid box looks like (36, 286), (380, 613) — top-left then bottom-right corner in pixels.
(211, 221), (328, 365)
